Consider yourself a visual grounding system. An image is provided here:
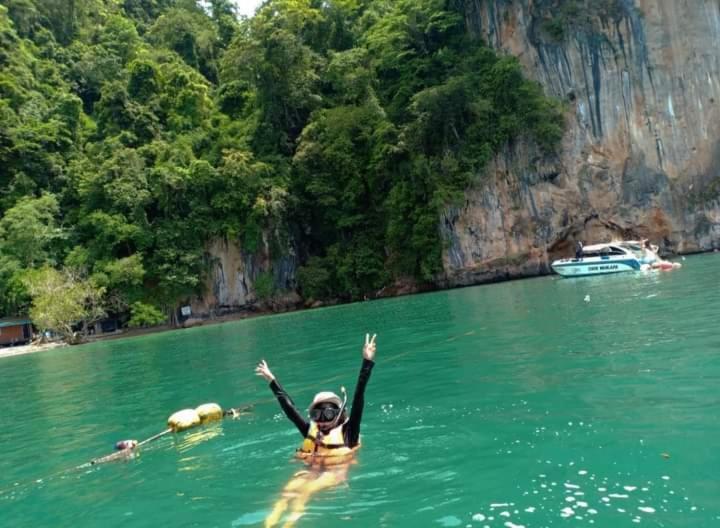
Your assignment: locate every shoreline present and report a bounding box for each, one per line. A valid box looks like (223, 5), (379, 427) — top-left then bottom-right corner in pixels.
(1, 250), (711, 360)
(0, 308), (273, 360)
(0, 341), (67, 359)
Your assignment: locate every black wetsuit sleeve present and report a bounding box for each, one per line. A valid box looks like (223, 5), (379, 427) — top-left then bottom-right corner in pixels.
(344, 358), (375, 448)
(270, 380), (310, 437)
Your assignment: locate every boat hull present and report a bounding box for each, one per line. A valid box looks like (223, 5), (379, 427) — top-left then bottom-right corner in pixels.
(551, 258), (641, 277)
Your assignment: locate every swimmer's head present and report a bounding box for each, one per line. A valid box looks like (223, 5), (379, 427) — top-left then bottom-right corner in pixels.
(309, 391), (346, 430)
(310, 391), (343, 410)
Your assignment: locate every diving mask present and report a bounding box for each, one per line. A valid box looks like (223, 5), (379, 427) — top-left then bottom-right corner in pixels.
(310, 404), (340, 422)
(309, 386), (348, 425)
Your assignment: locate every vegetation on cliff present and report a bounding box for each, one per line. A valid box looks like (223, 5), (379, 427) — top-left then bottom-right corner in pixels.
(0, 0), (563, 331)
(533, 0), (633, 42)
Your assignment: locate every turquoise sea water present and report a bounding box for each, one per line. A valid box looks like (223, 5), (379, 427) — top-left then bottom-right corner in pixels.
(1, 254), (719, 527)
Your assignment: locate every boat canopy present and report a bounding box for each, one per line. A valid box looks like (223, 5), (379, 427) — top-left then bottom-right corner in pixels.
(579, 241), (652, 259)
(578, 244), (630, 258)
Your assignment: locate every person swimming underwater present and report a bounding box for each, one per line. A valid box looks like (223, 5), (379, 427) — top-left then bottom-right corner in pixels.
(255, 333), (376, 527)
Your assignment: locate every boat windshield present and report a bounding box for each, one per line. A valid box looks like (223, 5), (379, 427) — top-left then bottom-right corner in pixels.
(580, 245), (632, 258)
(617, 242), (649, 259)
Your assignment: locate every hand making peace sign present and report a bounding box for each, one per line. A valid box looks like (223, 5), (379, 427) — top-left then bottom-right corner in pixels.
(255, 359), (276, 383)
(363, 333), (377, 361)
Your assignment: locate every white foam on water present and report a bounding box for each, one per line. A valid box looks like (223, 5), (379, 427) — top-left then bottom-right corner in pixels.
(601, 497), (610, 503)
(598, 487), (607, 492)
(436, 515), (462, 527)
(499, 511), (511, 518)
(560, 507), (575, 518)
(471, 514), (485, 522)
(524, 507), (535, 513)
(565, 497), (576, 502)
(577, 501), (588, 508)
(618, 508), (626, 513)
(638, 507), (655, 513)
(578, 470), (588, 475)
(609, 494), (629, 499)
(490, 503), (510, 508)
(661, 476), (670, 480)
(588, 509), (598, 514)
(503, 522), (525, 528)
(564, 483), (580, 489)
(624, 486), (637, 492)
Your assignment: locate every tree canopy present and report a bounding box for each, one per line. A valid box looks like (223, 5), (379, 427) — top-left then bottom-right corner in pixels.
(0, 0), (563, 323)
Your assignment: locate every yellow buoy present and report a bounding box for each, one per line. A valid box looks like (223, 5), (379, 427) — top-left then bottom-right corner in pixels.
(195, 403), (223, 423)
(168, 409), (201, 432)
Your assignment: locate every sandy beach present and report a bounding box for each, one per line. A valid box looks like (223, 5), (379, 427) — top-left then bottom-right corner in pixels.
(0, 341), (67, 359)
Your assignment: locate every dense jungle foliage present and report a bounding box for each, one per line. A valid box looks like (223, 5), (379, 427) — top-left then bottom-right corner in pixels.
(0, 0), (563, 329)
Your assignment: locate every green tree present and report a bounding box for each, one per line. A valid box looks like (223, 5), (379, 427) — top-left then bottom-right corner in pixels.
(149, 7), (219, 81)
(0, 193), (64, 267)
(253, 271), (276, 301)
(92, 254), (146, 312)
(0, 0), (565, 316)
(222, 3), (324, 155)
(24, 267), (106, 343)
(128, 301), (165, 327)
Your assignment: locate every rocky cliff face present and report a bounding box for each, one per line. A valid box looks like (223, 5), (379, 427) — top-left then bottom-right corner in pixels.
(200, 1), (720, 309)
(190, 236), (299, 316)
(441, 0), (720, 285)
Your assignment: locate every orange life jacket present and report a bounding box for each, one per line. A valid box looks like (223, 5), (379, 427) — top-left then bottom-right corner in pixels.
(296, 421), (360, 466)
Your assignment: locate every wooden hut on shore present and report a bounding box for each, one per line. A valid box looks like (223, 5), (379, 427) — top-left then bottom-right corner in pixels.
(0, 318), (33, 347)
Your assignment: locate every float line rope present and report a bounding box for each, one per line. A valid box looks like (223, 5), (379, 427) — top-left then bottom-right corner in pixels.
(1, 330), (475, 495)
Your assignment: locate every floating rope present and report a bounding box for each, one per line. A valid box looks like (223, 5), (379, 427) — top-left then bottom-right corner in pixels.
(2, 329), (477, 495)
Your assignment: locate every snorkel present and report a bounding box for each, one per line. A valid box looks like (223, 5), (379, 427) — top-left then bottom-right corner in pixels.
(326, 386), (348, 430)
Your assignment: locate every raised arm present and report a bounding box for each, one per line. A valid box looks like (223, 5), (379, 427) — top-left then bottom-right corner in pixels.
(345, 334), (376, 447)
(256, 360), (309, 437)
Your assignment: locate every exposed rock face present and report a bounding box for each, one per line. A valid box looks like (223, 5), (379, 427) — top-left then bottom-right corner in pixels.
(441, 0), (720, 285)
(200, 1), (720, 306)
(190, 236), (298, 315)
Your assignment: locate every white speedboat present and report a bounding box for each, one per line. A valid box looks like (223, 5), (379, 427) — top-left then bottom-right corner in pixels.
(551, 241), (650, 277)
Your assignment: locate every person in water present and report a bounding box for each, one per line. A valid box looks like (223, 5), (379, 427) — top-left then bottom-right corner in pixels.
(255, 333), (377, 527)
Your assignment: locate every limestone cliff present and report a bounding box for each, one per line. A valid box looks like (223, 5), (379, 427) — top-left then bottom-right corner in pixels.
(199, 0), (720, 310)
(441, 0), (720, 286)
(190, 236), (299, 316)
